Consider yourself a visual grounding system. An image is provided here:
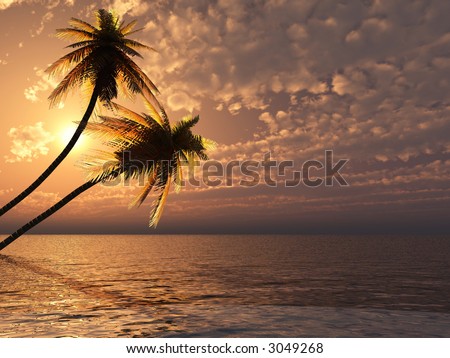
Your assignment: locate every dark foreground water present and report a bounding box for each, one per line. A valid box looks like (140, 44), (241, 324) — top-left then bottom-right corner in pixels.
(0, 235), (449, 337)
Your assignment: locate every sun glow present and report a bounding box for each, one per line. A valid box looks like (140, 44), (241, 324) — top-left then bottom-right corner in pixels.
(58, 125), (87, 150)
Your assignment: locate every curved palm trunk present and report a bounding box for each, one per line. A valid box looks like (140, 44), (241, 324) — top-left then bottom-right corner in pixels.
(0, 180), (98, 251)
(0, 85), (100, 217)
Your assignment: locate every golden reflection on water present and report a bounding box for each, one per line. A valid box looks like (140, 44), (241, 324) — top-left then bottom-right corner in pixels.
(1, 234), (450, 337)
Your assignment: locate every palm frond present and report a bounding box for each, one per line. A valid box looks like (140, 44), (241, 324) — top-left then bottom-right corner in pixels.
(174, 157), (183, 193)
(117, 43), (143, 58)
(55, 28), (94, 41)
(65, 40), (96, 49)
(95, 9), (119, 30)
(120, 19), (137, 35)
(120, 52), (159, 94)
(109, 102), (153, 128)
(172, 115), (200, 135)
(80, 150), (121, 182)
(116, 53), (159, 101)
(202, 137), (217, 151)
(128, 170), (156, 208)
(81, 97), (213, 228)
(149, 174), (171, 227)
(122, 28), (147, 38)
(160, 106), (171, 130)
(85, 117), (145, 148)
(80, 81), (104, 116)
(114, 72), (136, 100)
(69, 17), (98, 32)
(49, 9), (159, 109)
(48, 55), (94, 106)
(181, 150), (202, 167)
(142, 97), (165, 128)
(122, 38), (155, 52)
(45, 46), (93, 76)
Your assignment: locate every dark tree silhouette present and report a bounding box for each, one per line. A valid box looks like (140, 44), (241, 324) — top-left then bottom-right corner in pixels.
(0, 9), (159, 216)
(0, 100), (214, 251)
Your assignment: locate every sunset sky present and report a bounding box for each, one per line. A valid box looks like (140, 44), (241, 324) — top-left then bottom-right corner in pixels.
(0, 0), (449, 234)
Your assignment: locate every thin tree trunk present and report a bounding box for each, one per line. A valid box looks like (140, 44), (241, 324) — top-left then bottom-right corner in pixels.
(0, 180), (98, 251)
(0, 85), (100, 217)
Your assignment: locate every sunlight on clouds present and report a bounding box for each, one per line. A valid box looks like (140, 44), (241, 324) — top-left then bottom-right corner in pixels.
(0, 188), (13, 196)
(0, 0), (73, 11)
(227, 102), (242, 115)
(0, 0), (19, 10)
(258, 112), (278, 134)
(109, 0), (149, 16)
(8, 190), (62, 215)
(62, 185), (138, 216)
(0, 0), (449, 232)
(5, 122), (54, 163)
(167, 91), (200, 113)
(24, 87), (40, 102)
(24, 67), (58, 103)
(32, 11), (53, 37)
(138, 1), (336, 115)
(26, 191), (60, 209)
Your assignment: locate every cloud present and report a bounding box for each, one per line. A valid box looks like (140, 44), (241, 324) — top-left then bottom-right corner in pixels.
(122, 1), (450, 232)
(24, 67), (58, 103)
(258, 112), (278, 134)
(0, 188), (13, 196)
(136, 0), (450, 124)
(108, 0), (149, 16)
(5, 122), (55, 163)
(31, 10), (53, 37)
(21, 190), (61, 211)
(0, 0), (73, 10)
(141, 1), (329, 113)
(2, 0), (449, 233)
(167, 91), (200, 113)
(0, 0), (20, 10)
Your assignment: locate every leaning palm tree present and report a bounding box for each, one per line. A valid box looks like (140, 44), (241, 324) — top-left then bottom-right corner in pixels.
(0, 9), (159, 216)
(0, 100), (214, 251)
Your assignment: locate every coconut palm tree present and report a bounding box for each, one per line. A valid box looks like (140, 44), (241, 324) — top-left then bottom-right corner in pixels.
(0, 100), (214, 251)
(0, 9), (159, 216)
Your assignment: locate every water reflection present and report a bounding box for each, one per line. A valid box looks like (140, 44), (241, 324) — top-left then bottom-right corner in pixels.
(1, 235), (449, 337)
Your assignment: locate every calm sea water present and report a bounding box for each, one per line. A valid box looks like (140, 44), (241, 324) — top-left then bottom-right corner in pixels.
(0, 234), (449, 337)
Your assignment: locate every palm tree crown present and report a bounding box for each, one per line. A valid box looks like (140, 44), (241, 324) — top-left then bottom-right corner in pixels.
(82, 100), (215, 226)
(0, 100), (214, 251)
(46, 8), (158, 106)
(0, 9), (159, 217)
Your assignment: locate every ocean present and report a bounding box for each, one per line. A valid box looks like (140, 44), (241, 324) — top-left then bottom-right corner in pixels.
(0, 234), (449, 337)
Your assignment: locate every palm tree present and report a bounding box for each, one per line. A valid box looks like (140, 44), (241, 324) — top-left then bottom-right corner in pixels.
(0, 100), (214, 251)
(0, 9), (159, 216)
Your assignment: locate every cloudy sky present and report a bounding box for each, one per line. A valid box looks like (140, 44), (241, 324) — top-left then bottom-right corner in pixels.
(0, 0), (449, 234)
